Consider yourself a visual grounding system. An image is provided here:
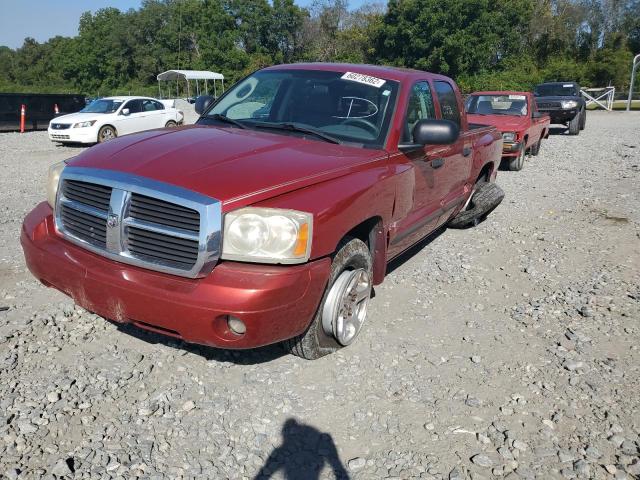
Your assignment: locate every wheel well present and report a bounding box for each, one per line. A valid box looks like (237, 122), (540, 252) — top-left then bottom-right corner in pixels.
(99, 124), (117, 134)
(478, 163), (493, 182)
(341, 217), (381, 249)
(339, 216), (385, 284)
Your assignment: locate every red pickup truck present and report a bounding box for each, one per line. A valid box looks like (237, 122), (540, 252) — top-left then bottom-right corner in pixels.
(466, 91), (550, 171)
(21, 63), (504, 359)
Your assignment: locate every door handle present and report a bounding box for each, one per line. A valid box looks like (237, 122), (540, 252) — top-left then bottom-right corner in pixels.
(463, 147), (472, 157)
(430, 158), (445, 169)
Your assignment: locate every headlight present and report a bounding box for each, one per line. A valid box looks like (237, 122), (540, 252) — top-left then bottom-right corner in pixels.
(502, 132), (516, 142)
(561, 100), (578, 109)
(47, 161), (66, 208)
(222, 207), (312, 263)
(73, 120), (97, 128)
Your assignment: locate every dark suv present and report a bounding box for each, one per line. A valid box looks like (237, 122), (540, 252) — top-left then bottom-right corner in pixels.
(533, 82), (586, 135)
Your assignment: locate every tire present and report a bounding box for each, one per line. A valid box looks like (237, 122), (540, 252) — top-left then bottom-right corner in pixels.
(568, 112), (580, 135)
(579, 110), (586, 130)
(530, 137), (542, 156)
(165, 120), (177, 128)
(285, 238), (373, 360)
(449, 181), (505, 229)
(97, 125), (117, 143)
(507, 144), (526, 171)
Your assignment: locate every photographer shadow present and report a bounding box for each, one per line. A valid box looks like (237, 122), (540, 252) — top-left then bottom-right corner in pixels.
(254, 418), (350, 480)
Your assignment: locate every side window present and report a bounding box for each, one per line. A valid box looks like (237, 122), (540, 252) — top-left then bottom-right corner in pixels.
(434, 81), (461, 127)
(124, 100), (142, 114)
(403, 81), (435, 142)
(141, 100), (157, 112)
(153, 100), (164, 110)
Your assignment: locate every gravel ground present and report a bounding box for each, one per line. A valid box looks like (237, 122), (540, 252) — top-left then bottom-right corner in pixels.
(0, 111), (639, 480)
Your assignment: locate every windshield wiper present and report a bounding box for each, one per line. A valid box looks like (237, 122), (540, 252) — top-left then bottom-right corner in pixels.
(208, 114), (247, 129)
(251, 122), (341, 144)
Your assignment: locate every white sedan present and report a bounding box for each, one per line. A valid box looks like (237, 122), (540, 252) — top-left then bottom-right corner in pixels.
(48, 96), (184, 144)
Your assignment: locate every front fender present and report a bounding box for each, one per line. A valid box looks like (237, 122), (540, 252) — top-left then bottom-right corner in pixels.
(253, 164), (396, 262)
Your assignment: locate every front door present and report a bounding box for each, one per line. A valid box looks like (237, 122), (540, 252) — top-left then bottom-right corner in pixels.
(114, 99), (147, 135)
(388, 81), (444, 257)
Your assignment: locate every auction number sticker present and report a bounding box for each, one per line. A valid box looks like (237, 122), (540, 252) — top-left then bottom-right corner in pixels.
(509, 94), (526, 100)
(563, 84), (574, 87)
(341, 72), (386, 88)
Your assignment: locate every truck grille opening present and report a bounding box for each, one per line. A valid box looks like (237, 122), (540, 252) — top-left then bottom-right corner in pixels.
(62, 180), (112, 211)
(126, 226), (199, 268)
(537, 102), (561, 109)
(60, 204), (107, 247)
(129, 193), (200, 232)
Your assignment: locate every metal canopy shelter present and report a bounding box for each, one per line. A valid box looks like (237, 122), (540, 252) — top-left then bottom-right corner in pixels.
(157, 70), (225, 99)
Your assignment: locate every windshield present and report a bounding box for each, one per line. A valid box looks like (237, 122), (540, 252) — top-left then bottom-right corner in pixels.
(80, 99), (123, 114)
(200, 69), (400, 148)
(534, 84), (579, 97)
(466, 95), (528, 116)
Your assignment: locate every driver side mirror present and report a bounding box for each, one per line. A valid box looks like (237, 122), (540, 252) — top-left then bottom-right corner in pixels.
(195, 95), (215, 115)
(400, 119), (460, 150)
(121, 108), (130, 116)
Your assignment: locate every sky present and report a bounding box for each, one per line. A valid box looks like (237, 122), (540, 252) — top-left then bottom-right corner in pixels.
(0, 0), (371, 49)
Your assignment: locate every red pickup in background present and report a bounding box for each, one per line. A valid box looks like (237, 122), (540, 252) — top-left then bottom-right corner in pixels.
(466, 91), (550, 171)
(21, 63), (505, 359)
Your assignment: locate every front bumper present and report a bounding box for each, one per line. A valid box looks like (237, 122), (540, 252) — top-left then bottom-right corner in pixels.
(502, 141), (522, 157)
(21, 203), (331, 349)
(48, 126), (97, 144)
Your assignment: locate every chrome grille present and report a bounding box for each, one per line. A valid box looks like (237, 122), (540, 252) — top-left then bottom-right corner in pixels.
(60, 204), (107, 247)
(127, 226), (199, 268)
(129, 193), (200, 232)
(51, 123), (71, 130)
(55, 167), (221, 278)
(63, 180), (112, 211)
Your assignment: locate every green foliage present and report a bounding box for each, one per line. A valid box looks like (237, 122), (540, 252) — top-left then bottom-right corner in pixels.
(0, 0), (636, 96)
(374, 0), (533, 77)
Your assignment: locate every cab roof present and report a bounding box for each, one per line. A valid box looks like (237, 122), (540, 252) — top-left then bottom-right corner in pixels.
(262, 62), (452, 83)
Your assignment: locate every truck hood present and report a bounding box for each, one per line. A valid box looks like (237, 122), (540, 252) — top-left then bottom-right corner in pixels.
(467, 114), (529, 133)
(69, 125), (386, 210)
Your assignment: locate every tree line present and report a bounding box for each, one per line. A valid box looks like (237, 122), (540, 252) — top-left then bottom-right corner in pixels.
(0, 0), (638, 96)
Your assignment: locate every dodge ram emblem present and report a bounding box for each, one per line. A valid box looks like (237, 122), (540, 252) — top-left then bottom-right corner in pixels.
(107, 213), (120, 228)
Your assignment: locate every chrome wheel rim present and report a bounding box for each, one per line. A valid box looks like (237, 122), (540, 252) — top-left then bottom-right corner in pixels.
(322, 268), (371, 346)
(101, 128), (115, 141)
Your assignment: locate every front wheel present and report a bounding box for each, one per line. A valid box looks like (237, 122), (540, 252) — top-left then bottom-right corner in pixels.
(568, 112), (580, 135)
(285, 238), (373, 360)
(507, 145), (526, 171)
(97, 125), (117, 143)
(579, 110), (586, 130)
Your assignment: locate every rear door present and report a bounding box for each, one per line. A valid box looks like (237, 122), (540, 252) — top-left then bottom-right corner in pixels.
(432, 80), (472, 217)
(141, 99), (167, 129)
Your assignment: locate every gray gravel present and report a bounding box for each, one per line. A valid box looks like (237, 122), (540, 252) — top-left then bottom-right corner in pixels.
(0, 111), (639, 479)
